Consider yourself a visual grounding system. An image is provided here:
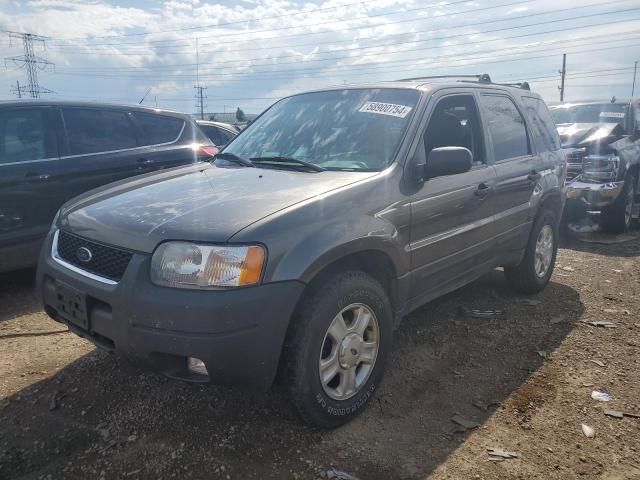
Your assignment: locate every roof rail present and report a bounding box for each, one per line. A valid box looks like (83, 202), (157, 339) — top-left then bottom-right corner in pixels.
(397, 74), (531, 90)
(397, 74), (492, 83)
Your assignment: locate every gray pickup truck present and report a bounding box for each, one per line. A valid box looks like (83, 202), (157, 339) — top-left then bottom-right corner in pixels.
(37, 75), (566, 427)
(550, 99), (640, 232)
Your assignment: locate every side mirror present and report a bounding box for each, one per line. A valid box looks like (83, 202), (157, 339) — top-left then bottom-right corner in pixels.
(426, 147), (473, 179)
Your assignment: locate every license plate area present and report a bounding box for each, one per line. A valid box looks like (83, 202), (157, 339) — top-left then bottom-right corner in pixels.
(56, 281), (88, 330)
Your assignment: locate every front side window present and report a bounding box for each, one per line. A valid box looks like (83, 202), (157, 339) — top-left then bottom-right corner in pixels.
(224, 88), (420, 171)
(481, 95), (530, 161)
(522, 96), (561, 151)
(0, 108), (47, 164)
(423, 94), (485, 164)
(63, 108), (137, 155)
(133, 112), (184, 146)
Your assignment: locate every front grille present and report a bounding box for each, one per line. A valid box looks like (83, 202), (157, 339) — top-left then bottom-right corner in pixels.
(566, 150), (585, 182)
(56, 231), (133, 281)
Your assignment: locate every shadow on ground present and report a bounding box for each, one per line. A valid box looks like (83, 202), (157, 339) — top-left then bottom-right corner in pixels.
(0, 270), (584, 480)
(0, 268), (39, 323)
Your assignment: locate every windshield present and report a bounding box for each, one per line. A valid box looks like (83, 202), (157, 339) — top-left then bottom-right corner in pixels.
(550, 103), (628, 130)
(222, 88), (420, 171)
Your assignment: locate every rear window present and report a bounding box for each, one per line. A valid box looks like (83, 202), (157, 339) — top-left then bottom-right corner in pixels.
(224, 88), (420, 171)
(63, 108), (137, 155)
(480, 95), (530, 161)
(522, 96), (561, 151)
(133, 112), (184, 146)
(0, 108), (49, 164)
(199, 125), (231, 146)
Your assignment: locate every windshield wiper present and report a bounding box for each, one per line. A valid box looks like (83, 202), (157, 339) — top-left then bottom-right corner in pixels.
(250, 156), (325, 172)
(215, 152), (254, 167)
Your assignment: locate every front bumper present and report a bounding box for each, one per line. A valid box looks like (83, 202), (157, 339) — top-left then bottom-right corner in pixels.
(36, 230), (305, 389)
(565, 180), (625, 209)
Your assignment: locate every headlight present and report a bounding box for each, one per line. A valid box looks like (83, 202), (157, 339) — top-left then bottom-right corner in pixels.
(582, 154), (619, 182)
(150, 242), (266, 289)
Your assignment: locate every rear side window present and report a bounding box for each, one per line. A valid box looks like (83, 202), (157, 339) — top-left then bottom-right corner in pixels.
(63, 108), (137, 155)
(480, 95), (530, 161)
(0, 108), (49, 164)
(522, 97), (561, 151)
(133, 112), (184, 146)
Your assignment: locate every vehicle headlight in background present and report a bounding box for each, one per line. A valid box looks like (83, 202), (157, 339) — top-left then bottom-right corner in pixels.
(151, 242), (265, 289)
(582, 154), (619, 182)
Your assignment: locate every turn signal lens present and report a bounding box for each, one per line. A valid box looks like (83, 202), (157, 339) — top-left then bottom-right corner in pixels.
(151, 242), (266, 289)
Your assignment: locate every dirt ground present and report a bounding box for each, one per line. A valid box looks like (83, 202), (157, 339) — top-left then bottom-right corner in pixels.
(1, 232), (639, 480)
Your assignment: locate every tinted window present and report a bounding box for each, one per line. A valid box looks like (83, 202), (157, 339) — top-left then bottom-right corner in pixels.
(549, 103), (628, 130)
(224, 88), (420, 171)
(481, 95), (530, 161)
(133, 112), (184, 145)
(522, 96), (561, 151)
(0, 108), (48, 164)
(200, 125), (227, 146)
(424, 94), (485, 164)
(63, 108), (136, 155)
(219, 128), (235, 143)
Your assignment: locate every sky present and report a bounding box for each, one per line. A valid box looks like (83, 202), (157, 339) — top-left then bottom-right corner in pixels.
(0, 0), (638, 115)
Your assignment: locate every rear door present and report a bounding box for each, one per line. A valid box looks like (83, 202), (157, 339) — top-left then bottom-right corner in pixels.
(479, 93), (544, 252)
(408, 91), (497, 304)
(56, 107), (144, 204)
(0, 106), (61, 263)
(130, 111), (192, 170)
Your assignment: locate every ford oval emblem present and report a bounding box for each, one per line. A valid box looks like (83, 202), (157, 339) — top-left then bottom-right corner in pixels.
(76, 246), (93, 263)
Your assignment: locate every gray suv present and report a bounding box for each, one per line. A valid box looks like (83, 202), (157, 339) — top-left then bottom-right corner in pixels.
(37, 75), (566, 427)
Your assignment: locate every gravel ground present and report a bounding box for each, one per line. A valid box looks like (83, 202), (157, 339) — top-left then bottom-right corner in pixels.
(0, 232), (639, 480)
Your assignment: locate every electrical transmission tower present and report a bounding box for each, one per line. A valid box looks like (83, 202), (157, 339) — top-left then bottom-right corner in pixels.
(194, 85), (207, 120)
(4, 31), (55, 98)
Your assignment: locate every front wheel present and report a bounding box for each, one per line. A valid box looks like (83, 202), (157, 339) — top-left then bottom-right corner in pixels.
(283, 271), (392, 428)
(601, 173), (637, 233)
(505, 208), (558, 294)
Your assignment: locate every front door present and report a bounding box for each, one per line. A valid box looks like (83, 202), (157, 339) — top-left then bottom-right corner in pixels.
(408, 92), (497, 304)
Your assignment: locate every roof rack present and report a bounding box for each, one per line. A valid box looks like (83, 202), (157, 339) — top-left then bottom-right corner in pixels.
(397, 74), (531, 90)
(397, 74), (492, 83)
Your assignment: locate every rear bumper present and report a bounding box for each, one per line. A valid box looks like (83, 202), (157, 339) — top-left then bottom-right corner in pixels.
(566, 180), (624, 209)
(37, 230), (305, 389)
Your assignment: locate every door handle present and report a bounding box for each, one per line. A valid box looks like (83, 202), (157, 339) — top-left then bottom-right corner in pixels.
(527, 170), (541, 182)
(475, 182), (493, 198)
(137, 158), (154, 166)
(25, 172), (50, 182)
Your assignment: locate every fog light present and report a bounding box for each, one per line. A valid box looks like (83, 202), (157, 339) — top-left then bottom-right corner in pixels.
(188, 357), (208, 376)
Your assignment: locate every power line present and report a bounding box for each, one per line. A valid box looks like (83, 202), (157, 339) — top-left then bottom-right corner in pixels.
(4, 31), (55, 98)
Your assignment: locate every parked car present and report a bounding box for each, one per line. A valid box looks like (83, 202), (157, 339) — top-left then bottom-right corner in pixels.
(196, 120), (239, 148)
(549, 98), (640, 232)
(0, 101), (217, 273)
(37, 75), (566, 427)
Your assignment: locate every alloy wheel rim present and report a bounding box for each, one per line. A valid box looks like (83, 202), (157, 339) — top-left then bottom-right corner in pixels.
(534, 225), (554, 278)
(319, 303), (380, 401)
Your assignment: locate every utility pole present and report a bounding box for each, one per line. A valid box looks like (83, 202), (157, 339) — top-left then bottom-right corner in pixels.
(558, 53), (567, 102)
(193, 37), (207, 119)
(10, 80), (25, 98)
(633, 61), (638, 97)
(4, 31), (54, 98)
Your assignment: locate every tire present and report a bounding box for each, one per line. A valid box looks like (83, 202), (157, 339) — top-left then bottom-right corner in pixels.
(505, 208), (558, 294)
(600, 173), (637, 234)
(283, 271), (392, 428)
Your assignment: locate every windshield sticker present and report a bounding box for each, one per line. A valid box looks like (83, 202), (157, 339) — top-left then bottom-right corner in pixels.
(358, 102), (413, 118)
(599, 112), (625, 118)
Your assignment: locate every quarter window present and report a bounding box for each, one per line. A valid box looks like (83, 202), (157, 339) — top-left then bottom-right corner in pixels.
(133, 112), (184, 146)
(522, 96), (561, 151)
(480, 95), (530, 161)
(0, 108), (48, 164)
(63, 108), (137, 155)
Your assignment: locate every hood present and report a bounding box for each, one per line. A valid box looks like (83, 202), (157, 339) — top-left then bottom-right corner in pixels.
(60, 163), (376, 252)
(557, 122), (626, 148)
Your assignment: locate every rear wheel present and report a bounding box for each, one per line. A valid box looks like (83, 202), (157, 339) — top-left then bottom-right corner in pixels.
(283, 271), (392, 428)
(601, 173), (637, 233)
(505, 208), (558, 294)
